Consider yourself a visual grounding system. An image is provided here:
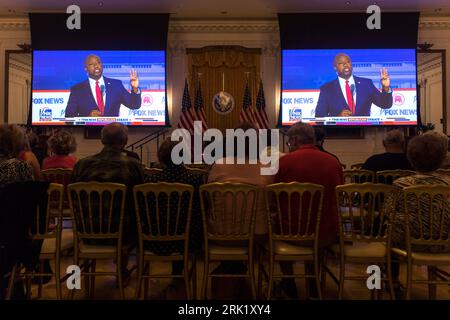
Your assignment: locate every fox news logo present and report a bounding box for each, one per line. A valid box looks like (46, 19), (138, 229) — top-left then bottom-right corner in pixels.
(39, 108), (52, 121)
(289, 108), (302, 121)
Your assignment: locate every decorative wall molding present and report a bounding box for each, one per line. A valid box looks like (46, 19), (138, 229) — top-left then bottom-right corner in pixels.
(0, 18), (29, 31)
(0, 16), (449, 32)
(418, 60), (443, 74)
(419, 16), (450, 30)
(9, 60), (31, 73)
(169, 20), (279, 33)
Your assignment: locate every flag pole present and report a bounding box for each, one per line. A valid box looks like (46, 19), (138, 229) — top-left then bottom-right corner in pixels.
(222, 71), (225, 92)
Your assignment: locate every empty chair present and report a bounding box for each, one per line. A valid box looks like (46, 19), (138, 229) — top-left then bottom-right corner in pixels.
(200, 182), (258, 299)
(68, 182), (126, 299)
(133, 182), (195, 299)
(41, 168), (73, 220)
(263, 182), (325, 300)
(328, 183), (396, 299)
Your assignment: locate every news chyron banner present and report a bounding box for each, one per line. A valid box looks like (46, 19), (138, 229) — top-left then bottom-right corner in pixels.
(281, 89), (417, 126)
(31, 50), (167, 126)
(281, 48), (418, 126)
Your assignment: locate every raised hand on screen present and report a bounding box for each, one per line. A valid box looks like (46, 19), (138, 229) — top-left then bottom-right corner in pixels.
(380, 67), (390, 91)
(130, 69), (139, 92)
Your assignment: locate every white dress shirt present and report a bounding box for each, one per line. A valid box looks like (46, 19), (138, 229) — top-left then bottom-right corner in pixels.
(88, 76), (106, 107)
(338, 75), (356, 107)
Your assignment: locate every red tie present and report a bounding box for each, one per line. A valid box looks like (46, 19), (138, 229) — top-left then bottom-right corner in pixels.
(95, 81), (104, 115)
(345, 80), (355, 115)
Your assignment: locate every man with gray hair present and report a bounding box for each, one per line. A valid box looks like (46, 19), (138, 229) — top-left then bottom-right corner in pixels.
(274, 122), (343, 298)
(72, 122), (144, 190)
(362, 129), (412, 172)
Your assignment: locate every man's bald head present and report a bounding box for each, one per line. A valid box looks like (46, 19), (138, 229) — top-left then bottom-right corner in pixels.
(101, 123), (128, 149)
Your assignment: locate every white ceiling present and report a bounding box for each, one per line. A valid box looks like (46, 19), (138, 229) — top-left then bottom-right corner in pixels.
(0, 0), (450, 19)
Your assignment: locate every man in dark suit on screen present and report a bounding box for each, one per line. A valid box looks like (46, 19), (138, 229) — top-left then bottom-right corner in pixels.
(64, 54), (141, 117)
(314, 53), (393, 117)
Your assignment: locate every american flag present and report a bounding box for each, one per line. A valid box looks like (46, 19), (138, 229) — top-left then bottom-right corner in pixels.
(194, 79), (208, 132)
(254, 79), (269, 129)
(177, 79), (196, 134)
(239, 80), (257, 127)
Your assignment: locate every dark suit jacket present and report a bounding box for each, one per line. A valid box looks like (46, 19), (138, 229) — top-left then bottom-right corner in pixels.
(315, 76), (393, 117)
(64, 77), (141, 117)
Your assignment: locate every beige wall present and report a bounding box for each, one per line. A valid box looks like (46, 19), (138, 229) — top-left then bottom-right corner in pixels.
(1, 16), (450, 167)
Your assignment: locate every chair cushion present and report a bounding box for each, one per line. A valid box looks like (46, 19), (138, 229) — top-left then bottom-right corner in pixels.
(208, 243), (248, 255)
(330, 242), (386, 258)
(392, 247), (450, 263)
(40, 229), (74, 254)
(79, 241), (117, 254)
(273, 241), (313, 255)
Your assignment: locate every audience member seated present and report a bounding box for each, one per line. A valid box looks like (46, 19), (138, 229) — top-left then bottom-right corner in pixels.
(0, 124), (34, 188)
(0, 124), (46, 296)
(26, 130), (49, 167)
(144, 138), (203, 294)
(362, 129), (412, 172)
(17, 132), (41, 181)
(42, 130), (77, 170)
(314, 127), (341, 164)
(387, 133), (450, 251)
(423, 130), (450, 170)
(275, 122), (343, 298)
(71, 123), (144, 281)
(385, 133), (450, 297)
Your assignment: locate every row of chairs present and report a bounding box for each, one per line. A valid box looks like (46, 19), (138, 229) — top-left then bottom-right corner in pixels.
(344, 169), (417, 184)
(5, 180), (450, 300)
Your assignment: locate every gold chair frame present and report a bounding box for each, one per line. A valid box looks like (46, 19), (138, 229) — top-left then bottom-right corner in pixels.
(133, 182), (195, 299)
(393, 185), (450, 299)
(263, 182), (325, 300)
(200, 182), (258, 299)
(331, 183), (396, 299)
(68, 182), (126, 299)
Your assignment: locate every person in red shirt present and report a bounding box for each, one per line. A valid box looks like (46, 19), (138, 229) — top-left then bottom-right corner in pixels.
(274, 122), (343, 298)
(42, 130), (77, 170)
